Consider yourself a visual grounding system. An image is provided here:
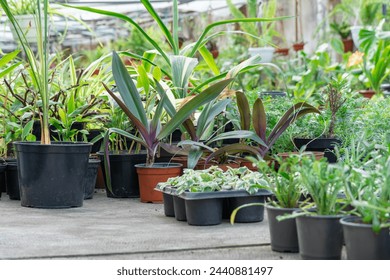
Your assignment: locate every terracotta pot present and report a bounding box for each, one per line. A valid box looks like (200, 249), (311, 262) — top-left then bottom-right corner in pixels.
(135, 163), (183, 203)
(292, 42), (305, 52)
(359, 89), (376, 99)
(342, 38), (354, 53)
(239, 160), (258, 171)
(275, 47), (289, 56)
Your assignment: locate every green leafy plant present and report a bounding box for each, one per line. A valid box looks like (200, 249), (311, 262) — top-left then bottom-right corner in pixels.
(343, 142), (390, 232)
(205, 91), (320, 160)
(1, 0), (51, 144)
(330, 21), (351, 39)
(6, 0), (36, 15)
(226, 0), (281, 47)
(294, 157), (345, 216)
(103, 51), (232, 167)
(157, 166), (268, 195)
(65, 0), (290, 100)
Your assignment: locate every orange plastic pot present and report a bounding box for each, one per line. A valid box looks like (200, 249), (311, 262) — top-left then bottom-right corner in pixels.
(135, 163), (182, 203)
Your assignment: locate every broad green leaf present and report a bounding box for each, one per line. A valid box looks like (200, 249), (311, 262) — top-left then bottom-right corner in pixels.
(137, 64), (150, 96)
(330, 38), (345, 55)
(152, 67), (162, 81)
(170, 55), (198, 98)
(206, 144), (262, 163)
(112, 51), (148, 127)
(0, 62), (22, 79)
(158, 79), (233, 140)
(0, 50), (20, 67)
(22, 120), (34, 140)
(198, 45), (220, 75)
(197, 99), (230, 139)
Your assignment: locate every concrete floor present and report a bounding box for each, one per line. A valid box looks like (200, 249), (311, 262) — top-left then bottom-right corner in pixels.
(0, 191), (341, 260)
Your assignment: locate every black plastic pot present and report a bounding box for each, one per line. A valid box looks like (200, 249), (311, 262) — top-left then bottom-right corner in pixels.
(173, 195), (187, 221)
(163, 193), (175, 217)
(228, 196), (265, 223)
(266, 205), (299, 253)
(341, 216), (390, 260)
(260, 91), (287, 98)
(185, 198), (223, 226)
(295, 213), (344, 259)
(98, 151), (147, 198)
(83, 158), (101, 199)
(293, 138), (342, 163)
(0, 163), (6, 196)
(14, 141), (92, 208)
(6, 161), (20, 200)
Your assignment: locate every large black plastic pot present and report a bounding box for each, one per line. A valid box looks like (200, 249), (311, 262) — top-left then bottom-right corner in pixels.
(185, 198), (223, 226)
(98, 152), (147, 198)
(227, 196), (265, 223)
(0, 162), (6, 197)
(6, 161), (20, 200)
(14, 141), (92, 208)
(293, 138), (342, 163)
(341, 216), (390, 260)
(83, 158), (101, 199)
(266, 205), (299, 253)
(295, 213), (344, 259)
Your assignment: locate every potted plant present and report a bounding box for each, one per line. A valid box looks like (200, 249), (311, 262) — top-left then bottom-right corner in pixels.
(341, 146), (390, 260)
(157, 166), (271, 225)
(293, 76), (346, 162)
(6, 0), (44, 44)
(1, 0), (92, 208)
(226, 0), (283, 62)
(102, 51), (232, 203)
(330, 21), (353, 52)
(231, 154), (303, 253)
(282, 157), (346, 259)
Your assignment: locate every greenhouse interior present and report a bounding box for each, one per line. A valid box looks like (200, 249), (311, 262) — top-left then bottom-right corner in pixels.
(0, 0), (389, 261)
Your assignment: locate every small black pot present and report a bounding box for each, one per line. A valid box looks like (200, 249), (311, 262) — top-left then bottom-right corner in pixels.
(295, 213), (344, 259)
(173, 195), (187, 221)
(341, 216), (390, 260)
(293, 138), (342, 163)
(162, 193), (175, 217)
(266, 205), (299, 253)
(185, 198), (223, 226)
(83, 158), (101, 199)
(14, 141), (92, 208)
(0, 162), (6, 196)
(98, 151), (147, 198)
(228, 196), (265, 223)
(6, 161), (20, 200)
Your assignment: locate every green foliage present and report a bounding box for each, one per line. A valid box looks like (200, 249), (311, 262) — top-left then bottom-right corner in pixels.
(255, 155), (303, 209)
(296, 157), (345, 216)
(342, 141), (390, 232)
(157, 166), (268, 195)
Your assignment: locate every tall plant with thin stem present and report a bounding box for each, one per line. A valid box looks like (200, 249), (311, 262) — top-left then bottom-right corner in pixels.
(1, 0), (51, 144)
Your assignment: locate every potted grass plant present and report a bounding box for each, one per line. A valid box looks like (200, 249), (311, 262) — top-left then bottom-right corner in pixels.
(230, 154), (304, 253)
(1, 0), (92, 208)
(283, 157), (346, 260)
(341, 145), (390, 260)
